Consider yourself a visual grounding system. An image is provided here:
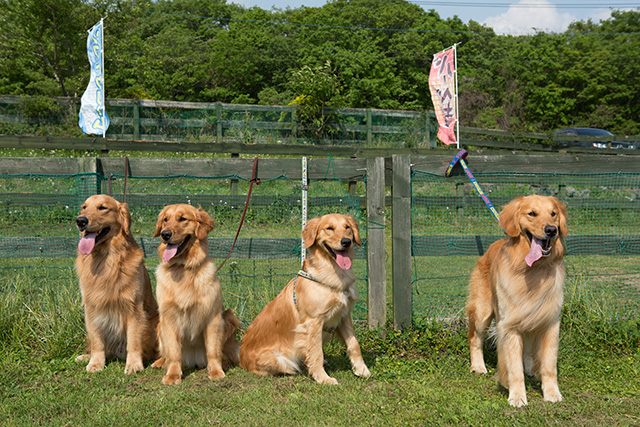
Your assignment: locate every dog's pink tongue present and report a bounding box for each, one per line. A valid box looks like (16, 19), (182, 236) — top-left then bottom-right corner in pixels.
(335, 250), (352, 270)
(525, 237), (544, 267)
(163, 243), (179, 264)
(78, 232), (97, 255)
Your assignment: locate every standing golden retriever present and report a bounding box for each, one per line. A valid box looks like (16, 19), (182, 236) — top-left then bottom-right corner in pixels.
(151, 204), (240, 385)
(239, 213), (370, 384)
(75, 194), (158, 374)
(467, 195), (568, 407)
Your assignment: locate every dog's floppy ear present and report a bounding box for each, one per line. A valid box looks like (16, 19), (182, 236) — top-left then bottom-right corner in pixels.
(555, 198), (569, 236)
(118, 202), (132, 237)
(153, 207), (166, 238)
(302, 217), (320, 249)
(500, 196), (523, 237)
(196, 208), (214, 240)
(346, 215), (361, 246)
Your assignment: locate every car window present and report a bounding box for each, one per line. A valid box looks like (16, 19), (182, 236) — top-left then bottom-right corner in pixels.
(577, 129), (613, 136)
(554, 130), (578, 136)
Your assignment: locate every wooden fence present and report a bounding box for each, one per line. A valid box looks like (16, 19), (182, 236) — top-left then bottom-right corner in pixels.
(2, 95), (639, 150)
(0, 135), (638, 328)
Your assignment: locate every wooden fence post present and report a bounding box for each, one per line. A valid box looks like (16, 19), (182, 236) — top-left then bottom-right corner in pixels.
(216, 103), (223, 143)
(366, 157), (386, 330)
(392, 154), (412, 329)
(366, 109), (373, 145)
(291, 105), (297, 139)
(133, 99), (140, 141)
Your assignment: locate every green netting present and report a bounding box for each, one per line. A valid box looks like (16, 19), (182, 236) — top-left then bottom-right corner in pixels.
(411, 170), (640, 322)
(0, 171), (367, 326)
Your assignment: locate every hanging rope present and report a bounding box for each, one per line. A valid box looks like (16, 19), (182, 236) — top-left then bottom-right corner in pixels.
(216, 157), (260, 273)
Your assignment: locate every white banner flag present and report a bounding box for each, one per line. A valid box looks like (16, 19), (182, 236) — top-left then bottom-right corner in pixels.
(79, 19), (109, 136)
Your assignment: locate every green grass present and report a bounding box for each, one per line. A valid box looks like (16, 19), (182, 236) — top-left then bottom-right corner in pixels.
(1, 276), (639, 426)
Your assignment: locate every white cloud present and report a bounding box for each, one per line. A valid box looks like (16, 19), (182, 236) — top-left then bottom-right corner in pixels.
(482, 0), (576, 36)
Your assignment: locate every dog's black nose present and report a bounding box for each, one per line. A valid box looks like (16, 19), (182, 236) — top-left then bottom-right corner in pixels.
(544, 225), (558, 238)
(161, 230), (172, 242)
(340, 238), (352, 248)
(76, 216), (88, 230)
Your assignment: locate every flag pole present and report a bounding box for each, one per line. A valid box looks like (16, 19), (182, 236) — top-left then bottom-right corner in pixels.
(454, 43), (459, 149)
(101, 17), (106, 139)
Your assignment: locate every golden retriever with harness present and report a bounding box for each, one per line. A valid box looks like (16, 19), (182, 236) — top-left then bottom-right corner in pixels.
(239, 213), (370, 384)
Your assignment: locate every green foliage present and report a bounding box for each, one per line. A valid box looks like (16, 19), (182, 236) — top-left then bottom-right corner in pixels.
(0, 1), (639, 134)
(289, 61), (344, 140)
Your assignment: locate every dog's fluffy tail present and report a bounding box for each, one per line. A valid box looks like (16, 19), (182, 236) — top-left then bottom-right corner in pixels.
(249, 351), (301, 376)
(222, 309), (241, 369)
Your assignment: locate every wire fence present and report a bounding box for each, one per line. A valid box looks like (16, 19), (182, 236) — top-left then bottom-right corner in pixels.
(0, 171), (367, 326)
(411, 170), (640, 323)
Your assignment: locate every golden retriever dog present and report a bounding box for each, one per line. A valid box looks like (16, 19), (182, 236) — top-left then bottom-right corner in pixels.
(151, 204), (240, 385)
(239, 213), (370, 384)
(467, 195), (568, 407)
(74, 194), (158, 374)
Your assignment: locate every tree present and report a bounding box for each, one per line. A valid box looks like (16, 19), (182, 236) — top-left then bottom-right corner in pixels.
(0, 0), (96, 97)
(289, 61), (344, 139)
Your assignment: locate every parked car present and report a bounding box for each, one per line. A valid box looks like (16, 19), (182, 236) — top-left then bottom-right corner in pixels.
(553, 128), (636, 149)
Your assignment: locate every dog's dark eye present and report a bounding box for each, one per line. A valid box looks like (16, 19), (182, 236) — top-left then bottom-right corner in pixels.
(528, 211), (536, 217)
(163, 217), (168, 222)
(178, 216), (187, 222)
(98, 205), (107, 211)
(551, 211), (556, 217)
(327, 226), (334, 231)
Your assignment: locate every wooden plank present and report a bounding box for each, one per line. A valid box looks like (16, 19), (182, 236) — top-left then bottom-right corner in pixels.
(366, 157), (386, 330)
(0, 135), (457, 158)
(392, 154), (412, 330)
(0, 156), (369, 181)
(0, 157), (84, 175)
(410, 152), (640, 174)
(99, 157), (368, 181)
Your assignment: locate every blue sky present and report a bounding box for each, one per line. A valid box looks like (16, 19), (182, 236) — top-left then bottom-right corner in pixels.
(230, 0), (636, 35)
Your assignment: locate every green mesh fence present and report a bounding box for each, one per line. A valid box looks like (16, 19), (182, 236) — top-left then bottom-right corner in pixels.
(0, 171), (367, 326)
(411, 170), (640, 323)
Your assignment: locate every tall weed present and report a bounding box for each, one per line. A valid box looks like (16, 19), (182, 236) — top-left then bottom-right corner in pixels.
(0, 275), (84, 358)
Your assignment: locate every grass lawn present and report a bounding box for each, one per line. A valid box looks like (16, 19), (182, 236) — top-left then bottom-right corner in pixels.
(1, 276), (639, 426)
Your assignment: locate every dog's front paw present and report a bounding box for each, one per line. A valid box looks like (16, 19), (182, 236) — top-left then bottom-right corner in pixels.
(86, 361), (105, 373)
(470, 362), (487, 374)
(353, 364), (371, 378)
(321, 377), (339, 385)
(124, 360), (144, 375)
(542, 384), (563, 403)
(507, 391), (528, 407)
(162, 374), (182, 385)
(208, 369), (226, 380)
(75, 354), (90, 363)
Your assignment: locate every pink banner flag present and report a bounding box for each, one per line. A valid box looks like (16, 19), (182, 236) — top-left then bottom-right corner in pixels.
(429, 47), (457, 145)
